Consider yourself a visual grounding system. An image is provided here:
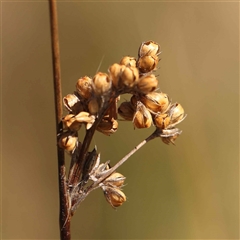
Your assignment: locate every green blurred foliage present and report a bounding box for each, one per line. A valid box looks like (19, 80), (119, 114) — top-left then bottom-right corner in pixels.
(2, 1), (238, 239)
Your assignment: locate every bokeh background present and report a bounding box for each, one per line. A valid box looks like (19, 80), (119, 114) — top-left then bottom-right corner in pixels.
(1, 1), (239, 239)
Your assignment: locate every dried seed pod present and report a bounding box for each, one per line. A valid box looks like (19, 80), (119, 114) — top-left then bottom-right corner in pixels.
(97, 118), (118, 135)
(120, 66), (139, 88)
(136, 74), (158, 94)
(62, 114), (82, 131)
(161, 132), (181, 145)
(154, 113), (170, 129)
(63, 94), (83, 114)
(137, 55), (159, 73)
(58, 131), (78, 152)
(75, 111), (95, 129)
(76, 76), (93, 99)
(138, 40), (161, 57)
(169, 103), (185, 124)
(140, 92), (170, 113)
(102, 186), (126, 208)
(104, 172), (126, 188)
(118, 101), (135, 121)
(108, 63), (125, 88)
(104, 97), (119, 121)
(88, 98), (99, 115)
(93, 72), (112, 95)
(133, 101), (152, 129)
(120, 56), (137, 67)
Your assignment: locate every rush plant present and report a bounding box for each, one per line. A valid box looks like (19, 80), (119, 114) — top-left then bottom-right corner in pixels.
(49, 1), (186, 239)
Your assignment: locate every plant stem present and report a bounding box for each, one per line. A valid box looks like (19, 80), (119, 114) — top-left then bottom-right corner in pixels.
(49, 0), (71, 239)
(71, 129), (159, 212)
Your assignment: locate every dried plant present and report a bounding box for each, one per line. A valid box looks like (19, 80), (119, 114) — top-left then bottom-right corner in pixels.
(49, 2), (186, 239)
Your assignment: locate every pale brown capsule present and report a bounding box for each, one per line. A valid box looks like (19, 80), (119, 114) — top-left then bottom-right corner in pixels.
(140, 92), (170, 113)
(104, 172), (126, 188)
(75, 111), (95, 129)
(120, 56), (137, 67)
(93, 72), (112, 95)
(154, 113), (170, 129)
(97, 118), (118, 135)
(88, 98), (99, 115)
(118, 101), (135, 121)
(137, 55), (159, 73)
(161, 128), (182, 145)
(58, 132), (78, 152)
(120, 66), (139, 88)
(62, 114), (82, 131)
(166, 103), (187, 129)
(138, 40), (161, 57)
(133, 101), (152, 129)
(136, 74), (158, 94)
(102, 186), (126, 208)
(63, 94), (83, 114)
(169, 103), (185, 123)
(76, 76), (93, 99)
(108, 63), (125, 88)
(104, 97), (119, 121)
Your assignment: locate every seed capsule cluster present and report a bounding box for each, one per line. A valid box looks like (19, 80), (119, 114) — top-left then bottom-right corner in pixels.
(59, 41), (186, 209)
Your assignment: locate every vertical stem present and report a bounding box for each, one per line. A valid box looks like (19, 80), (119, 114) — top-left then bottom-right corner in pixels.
(49, 0), (71, 239)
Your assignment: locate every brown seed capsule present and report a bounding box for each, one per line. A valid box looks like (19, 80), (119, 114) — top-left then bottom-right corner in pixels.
(97, 118), (118, 135)
(137, 55), (159, 73)
(140, 92), (170, 113)
(169, 103), (185, 124)
(120, 56), (137, 67)
(62, 114), (82, 131)
(154, 113), (170, 129)
(133, 101), (152, 129)
(120, 66), (139, 88)
(75, 111), (95, 129)
(76, 76), (93, 99)
(108, 63), (125, 88)
(104, 172), (126, 188)
(88, 98), (99, 115)
(118, 101), (135, 121)
(63, 94), (83, 114)
(138, 40), (161, 57)
(93, 72), (112, 95)
(102, 186), (126, 208)
(136, 74), (158, 94)
(161, 132), (181, 145)
(58, 132), (78, 152)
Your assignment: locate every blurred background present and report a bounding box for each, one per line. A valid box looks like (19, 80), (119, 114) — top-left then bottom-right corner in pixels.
(1, 1), (239, 239)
